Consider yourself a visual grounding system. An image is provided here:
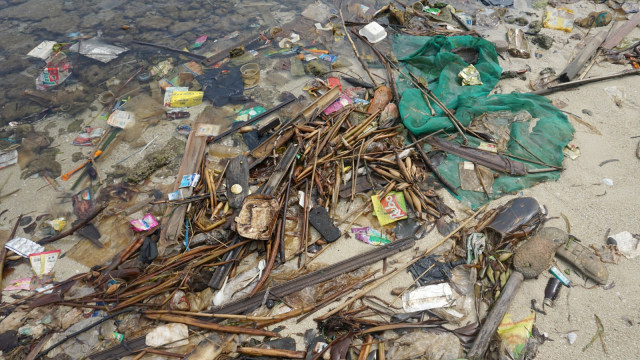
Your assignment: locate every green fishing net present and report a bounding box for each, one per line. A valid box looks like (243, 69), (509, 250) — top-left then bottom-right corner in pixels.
(394, 35), (574, 208)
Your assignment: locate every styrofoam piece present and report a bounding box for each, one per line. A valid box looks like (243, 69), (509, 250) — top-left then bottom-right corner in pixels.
(402, 283), (455, 312)
(5, 237), (45, 258)
(359, 21), (387, 44)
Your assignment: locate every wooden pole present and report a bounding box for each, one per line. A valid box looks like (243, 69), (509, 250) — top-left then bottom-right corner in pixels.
(467, 271), (525, 359)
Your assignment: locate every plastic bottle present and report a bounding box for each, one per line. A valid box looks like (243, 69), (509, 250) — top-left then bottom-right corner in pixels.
(208, 144), (243, 158)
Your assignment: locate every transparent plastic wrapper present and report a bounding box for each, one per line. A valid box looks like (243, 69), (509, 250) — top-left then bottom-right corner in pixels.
(384, 330), (463, 360)
(302, 2), (333, 23)
(468, 110), (532, 153)
(69, 38), (127, 63)
(475, 10), (501, 27)
(429, 266), (476, 325)
(507, 28), (531, 58)
(603, 86), (640, 109)
(146, 323), (189, 348)
(543, 7), (574, 32)
(36, 52), (72, 90)
(458, 161), (494, 194)
(27, 40), (56, 60)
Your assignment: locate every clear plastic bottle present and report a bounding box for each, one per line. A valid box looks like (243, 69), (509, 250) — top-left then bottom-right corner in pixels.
(208, 144), (243, 158)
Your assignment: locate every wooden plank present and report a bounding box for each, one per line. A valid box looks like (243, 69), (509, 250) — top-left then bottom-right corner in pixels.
(257, 143), (298, 195)
(558, 31), (607, 82)
(248, 86), (340, 168)
(157, 108), (210, 255)
(601, 13), (640, 50)
(226, 155), (249, 208)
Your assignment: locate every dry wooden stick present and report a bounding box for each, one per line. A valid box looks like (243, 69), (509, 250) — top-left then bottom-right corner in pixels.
(390, 263), (436, 305)
(110, 276), (180, 311)
(358, 335), (373, 360)
(315, 267), (402, 321)
(237, 347), (306, 359)
(339, 1), (378, 87)
(255, 306), (314, 328)
(38, 204), (107, 245)
(143, 309), (274, 321)
(250, 219), (281, 296)
(144, 313), (279, 337)
(135, 349), (183, 358)
(410, 133), (459, 195)
(350, 29), (399, 101)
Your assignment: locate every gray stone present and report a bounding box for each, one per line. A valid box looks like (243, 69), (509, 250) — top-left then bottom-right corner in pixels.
(169, 22), (193, 36)
(304, 59), (330, 76)
(513, 227), (568, 278)
(532, 34), (554, 50)
(2, 0), (62, 21)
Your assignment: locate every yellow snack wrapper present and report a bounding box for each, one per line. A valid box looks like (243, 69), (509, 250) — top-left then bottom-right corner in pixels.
(169, 91), (204, 107)
(371, 191), (408, 226)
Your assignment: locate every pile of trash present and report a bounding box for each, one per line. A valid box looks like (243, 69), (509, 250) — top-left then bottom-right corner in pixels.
(0, 0), (639, 359)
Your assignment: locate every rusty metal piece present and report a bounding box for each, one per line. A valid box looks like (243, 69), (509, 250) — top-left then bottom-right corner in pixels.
(235, 194), (280, 240)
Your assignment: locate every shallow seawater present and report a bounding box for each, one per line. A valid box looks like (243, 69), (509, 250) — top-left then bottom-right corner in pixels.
(0, 0), (410, 192)
(0, 0), (321, 126)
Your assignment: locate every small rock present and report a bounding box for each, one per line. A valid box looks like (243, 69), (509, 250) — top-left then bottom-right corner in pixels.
(304, 59), (330, 76)
(540, 67), (556, 76)
(380, 103), (399, 124)
(514, 17), (529, 26)
(532, 34), (554, 50)
(290, 57), (305, 77)
(391, 287), (405, 296)
(529, 20), (542, 34)
(493, 40), (509, 54)
(582, 109), (593, 116)
(567, 332), (577, 345)
(513, 227), (568, 279)
(603, 178), (613, 186)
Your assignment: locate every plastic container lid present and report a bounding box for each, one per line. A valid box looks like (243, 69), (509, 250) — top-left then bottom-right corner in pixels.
(358, 21), (387, 44)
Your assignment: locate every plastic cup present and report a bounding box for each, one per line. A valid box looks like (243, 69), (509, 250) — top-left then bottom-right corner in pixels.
(240, 63), (260, 89)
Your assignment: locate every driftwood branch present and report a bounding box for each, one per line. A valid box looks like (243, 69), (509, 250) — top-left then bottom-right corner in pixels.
(38, 205), (106, 245)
